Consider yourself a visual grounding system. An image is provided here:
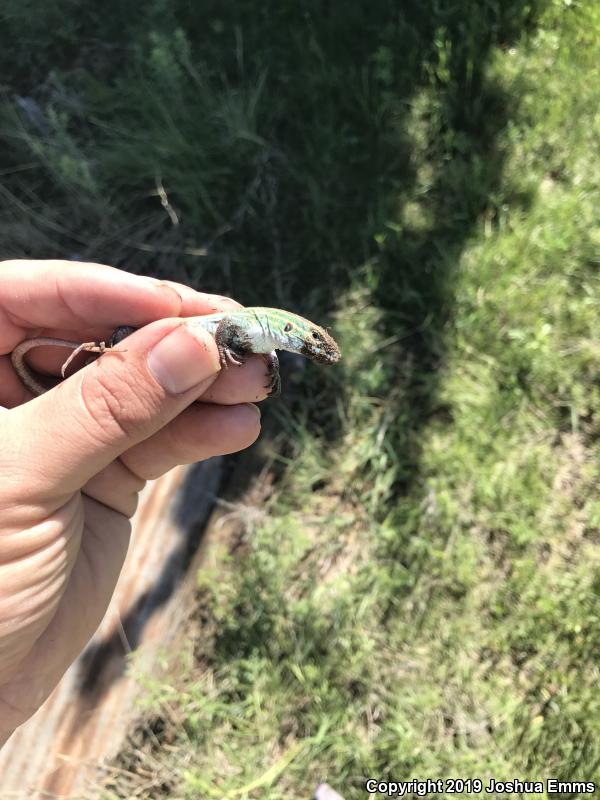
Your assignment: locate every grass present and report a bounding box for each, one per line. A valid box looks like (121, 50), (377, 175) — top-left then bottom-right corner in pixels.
(1, 0), (599, 797)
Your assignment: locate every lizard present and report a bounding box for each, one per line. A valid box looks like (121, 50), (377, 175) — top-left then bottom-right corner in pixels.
(10, 306), (341, 398)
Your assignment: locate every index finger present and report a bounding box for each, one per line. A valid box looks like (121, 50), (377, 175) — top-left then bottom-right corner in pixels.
(0, 260), (240, 353)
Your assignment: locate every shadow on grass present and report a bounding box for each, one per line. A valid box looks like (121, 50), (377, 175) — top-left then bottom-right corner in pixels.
(206, 0), (542, 652)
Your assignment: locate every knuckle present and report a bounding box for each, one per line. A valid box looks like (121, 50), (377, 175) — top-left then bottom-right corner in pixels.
(79, 367), (155, 444)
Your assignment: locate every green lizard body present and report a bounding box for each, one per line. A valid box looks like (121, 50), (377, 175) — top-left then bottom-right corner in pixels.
(11, 307), (341, 397)
(189, 306), (340, 366)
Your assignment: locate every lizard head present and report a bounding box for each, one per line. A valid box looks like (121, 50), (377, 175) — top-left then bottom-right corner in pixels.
(274, 312), (341, 365)
(300, 324), (342, 365)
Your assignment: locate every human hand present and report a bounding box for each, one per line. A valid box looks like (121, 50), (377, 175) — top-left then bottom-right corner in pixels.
(0, 260), (266, 745)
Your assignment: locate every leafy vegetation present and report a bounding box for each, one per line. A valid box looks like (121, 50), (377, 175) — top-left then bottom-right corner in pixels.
(1, 0), (599, 797)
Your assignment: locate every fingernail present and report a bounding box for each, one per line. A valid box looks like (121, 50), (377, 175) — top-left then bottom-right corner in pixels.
(147, 325), (220, 395)
(159, 283), (184, 304)
(206, 294), (242, 310)
(245, 402), (261, 419)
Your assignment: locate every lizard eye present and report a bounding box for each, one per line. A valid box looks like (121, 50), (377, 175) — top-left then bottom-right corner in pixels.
(312, 331), (321, 340)
(284, 322), (293, 332)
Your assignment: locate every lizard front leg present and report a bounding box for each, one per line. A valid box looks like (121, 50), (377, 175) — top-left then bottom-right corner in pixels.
(263, 352), (281, 397)
(214, 318), (254, 370)
(214, 318), (280, 395)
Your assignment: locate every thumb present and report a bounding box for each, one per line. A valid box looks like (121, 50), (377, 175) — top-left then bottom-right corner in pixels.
(2, 318), (222, 505)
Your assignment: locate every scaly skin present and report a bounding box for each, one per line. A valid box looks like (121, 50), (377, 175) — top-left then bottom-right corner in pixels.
(11, 307), (341, 397)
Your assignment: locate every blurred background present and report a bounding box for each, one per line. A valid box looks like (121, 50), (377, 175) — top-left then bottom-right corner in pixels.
(1, 0), (599, 796)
